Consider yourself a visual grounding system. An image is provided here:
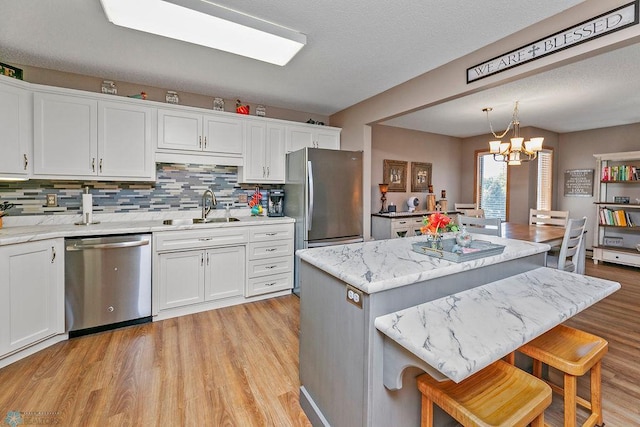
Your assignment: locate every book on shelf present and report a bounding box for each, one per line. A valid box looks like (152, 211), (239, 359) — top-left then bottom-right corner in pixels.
(601, 164), (639, 181)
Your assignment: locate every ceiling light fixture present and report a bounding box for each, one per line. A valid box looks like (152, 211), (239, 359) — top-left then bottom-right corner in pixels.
(99, 0), (306, 66)
(483, 101), (543, 166)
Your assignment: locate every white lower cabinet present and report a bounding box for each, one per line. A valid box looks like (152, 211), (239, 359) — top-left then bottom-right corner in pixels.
(158, 246), (245, 309)
(246, 223), (294, 296)
(155, 228), (248, 312)
(0, 239), (64, 358)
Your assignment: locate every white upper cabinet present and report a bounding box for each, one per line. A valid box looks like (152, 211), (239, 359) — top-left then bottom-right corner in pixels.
(33, 92), (97, 177)
(33, 89), (155, 181)
(0, 77), (31, 179)
(98, 101), (154, 179)
(157, 108), (244, 165)
(240, 119), (286, 183)
(285, 123), (341, 153)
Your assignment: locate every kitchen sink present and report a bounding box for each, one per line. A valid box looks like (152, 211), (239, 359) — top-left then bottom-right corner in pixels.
(163, 217), (240, 225)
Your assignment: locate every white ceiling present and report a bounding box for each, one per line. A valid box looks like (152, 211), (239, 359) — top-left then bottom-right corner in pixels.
(0, 0), (587, 122)
(3, 1), (636, 139)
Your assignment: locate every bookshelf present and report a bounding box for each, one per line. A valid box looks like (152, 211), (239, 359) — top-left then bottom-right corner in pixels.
(593, 151), (640, 268)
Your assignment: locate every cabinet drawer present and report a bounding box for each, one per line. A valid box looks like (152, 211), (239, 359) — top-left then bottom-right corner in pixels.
(249, 223), (294, 242)
(601, 249), (640, 266)
(248, 256), (293, 278)
(248, 240), (293, 260)
(155, 228), (249, 252)
(246, 272), (293, 297)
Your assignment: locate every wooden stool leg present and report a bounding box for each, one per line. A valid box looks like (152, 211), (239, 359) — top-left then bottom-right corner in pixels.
(504, 352), (515, 364)
(421, 394), (434, 427)
(591, 361), (603, 426)
(530, 413), (545, 427)
(564, 372), (578, 427)
(532, 359), (543, 378)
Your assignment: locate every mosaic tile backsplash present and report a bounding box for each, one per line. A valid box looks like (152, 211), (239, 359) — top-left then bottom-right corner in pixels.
(0, 163), (277, 217)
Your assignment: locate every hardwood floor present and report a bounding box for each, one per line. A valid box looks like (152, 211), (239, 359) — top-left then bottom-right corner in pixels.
(0, 261), (637, 426)
(0, 296), (311, 426)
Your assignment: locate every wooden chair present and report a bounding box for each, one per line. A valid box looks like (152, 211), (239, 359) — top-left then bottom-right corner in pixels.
(416, 359), (551, 427)
(461, 208), (484, 218)
(454, 203), (484, 218)
(518, 324), (608, 427)
(457, 215), (501, 236)
(454, 202), (477, 211)
(546, 217), (587, 273)
(529, 209), (569, 227)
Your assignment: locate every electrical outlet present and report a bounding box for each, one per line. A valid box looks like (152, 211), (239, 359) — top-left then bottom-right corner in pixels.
(238, 194), (248, 203)
(46, 194), (57, 207)
(346, 285), (363, 309)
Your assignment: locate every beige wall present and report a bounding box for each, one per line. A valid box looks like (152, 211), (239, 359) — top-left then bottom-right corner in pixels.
(371, 125), (462, 214)
(557, 122), (640, 249)
(331, 0), (640, 238)
(17, 64), (329, 124)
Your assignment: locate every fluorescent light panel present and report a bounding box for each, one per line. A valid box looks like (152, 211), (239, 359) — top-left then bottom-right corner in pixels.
(100, 0), (306, 66)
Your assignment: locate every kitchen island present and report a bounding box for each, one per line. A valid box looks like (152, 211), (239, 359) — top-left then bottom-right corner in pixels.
(296, 234), (619, 426)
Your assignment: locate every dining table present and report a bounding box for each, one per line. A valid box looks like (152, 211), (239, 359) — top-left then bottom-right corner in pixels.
(501, 222), (585, 274)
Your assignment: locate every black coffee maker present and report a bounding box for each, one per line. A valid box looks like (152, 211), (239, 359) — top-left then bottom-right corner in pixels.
(267, 189), (285, 217)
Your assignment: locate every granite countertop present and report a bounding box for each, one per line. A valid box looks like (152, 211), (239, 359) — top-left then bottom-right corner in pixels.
(0, 211), (294, 246)
(296, 234), (550, 294)
(371, 210), (459, 218)
(375, 267), (621, 384)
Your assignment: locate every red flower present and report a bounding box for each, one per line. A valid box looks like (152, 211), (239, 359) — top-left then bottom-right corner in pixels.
(421, 212), (452, 236)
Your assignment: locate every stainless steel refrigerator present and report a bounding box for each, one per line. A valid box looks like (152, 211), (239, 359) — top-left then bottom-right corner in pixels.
(285, 148), (363, 292)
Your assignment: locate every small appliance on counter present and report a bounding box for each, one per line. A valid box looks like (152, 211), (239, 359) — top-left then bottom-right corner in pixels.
(267, 189), (285, 217)
(387, 203), (396, 213)
(407, 197), (420, 212)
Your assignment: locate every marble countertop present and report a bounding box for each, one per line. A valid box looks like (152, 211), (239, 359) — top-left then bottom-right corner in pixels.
(0, 211), (294, 246)
(296, 234), (550, 294)
(375, 267), (621, 384)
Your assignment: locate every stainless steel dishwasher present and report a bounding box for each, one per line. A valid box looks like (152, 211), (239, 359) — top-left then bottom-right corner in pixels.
(65, 234), (152, 337)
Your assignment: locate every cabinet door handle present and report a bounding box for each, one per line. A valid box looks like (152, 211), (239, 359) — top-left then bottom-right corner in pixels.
(265, 282), (275, 287)
(206, 253), (210, 265)
(266, 232), (277, 236)
(201, 254), (204, 266)
(92, 158), (96, 172)
(51, 246), (56, 263)
(267, 166), (270, 177)
(198, 237), (213, 241)
(199, 136), (202, 148)
(263, 166), (266, 177)
(23, 154), (28, 170)
(265, 265), (277, 269)
(99, 158), (103, 173)
(266, 248), (277, 252)
(204, 136), (207, 149)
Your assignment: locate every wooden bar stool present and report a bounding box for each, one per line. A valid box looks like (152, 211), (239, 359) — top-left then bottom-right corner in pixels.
(416, 359), (551, 427)
(518, 324), (608, 427)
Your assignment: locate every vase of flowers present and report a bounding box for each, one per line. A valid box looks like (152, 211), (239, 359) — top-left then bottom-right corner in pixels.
(420, 212), (459, 249)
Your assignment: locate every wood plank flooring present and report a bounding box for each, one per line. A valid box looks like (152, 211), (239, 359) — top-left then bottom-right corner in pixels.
(0, 261), (637, 426)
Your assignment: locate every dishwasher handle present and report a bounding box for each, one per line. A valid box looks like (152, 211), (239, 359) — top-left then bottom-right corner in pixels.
(66, 239), (150, 251)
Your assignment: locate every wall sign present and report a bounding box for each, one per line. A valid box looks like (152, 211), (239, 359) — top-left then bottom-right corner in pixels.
(564, 169), (594, 197)
(467, 1), (639, 83)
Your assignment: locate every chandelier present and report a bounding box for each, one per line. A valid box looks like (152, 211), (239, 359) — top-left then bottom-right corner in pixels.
(483, 101), (543, 166)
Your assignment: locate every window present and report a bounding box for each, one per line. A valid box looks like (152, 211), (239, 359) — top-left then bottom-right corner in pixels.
(536, 149), (553, 211)
(476, 152), (507, 221)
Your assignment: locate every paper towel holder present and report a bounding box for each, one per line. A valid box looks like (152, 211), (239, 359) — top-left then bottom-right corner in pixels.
(75, 187), (101, 225)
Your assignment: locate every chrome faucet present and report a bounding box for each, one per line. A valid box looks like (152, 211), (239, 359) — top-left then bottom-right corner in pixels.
(202, 189), (217, 219)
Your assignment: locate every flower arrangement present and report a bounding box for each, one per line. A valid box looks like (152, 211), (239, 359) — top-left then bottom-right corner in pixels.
(420, 212), (459, 237)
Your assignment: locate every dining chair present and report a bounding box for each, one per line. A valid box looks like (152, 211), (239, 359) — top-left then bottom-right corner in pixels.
(454, 202), (477, 211)
(457, 215), (501, 237)
(529, 209), (569, 227)
(546, 216), (587, 273)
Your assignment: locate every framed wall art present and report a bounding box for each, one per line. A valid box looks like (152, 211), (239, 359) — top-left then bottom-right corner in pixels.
(383, 159), (407, 192)
(410, 162), (432, 192)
